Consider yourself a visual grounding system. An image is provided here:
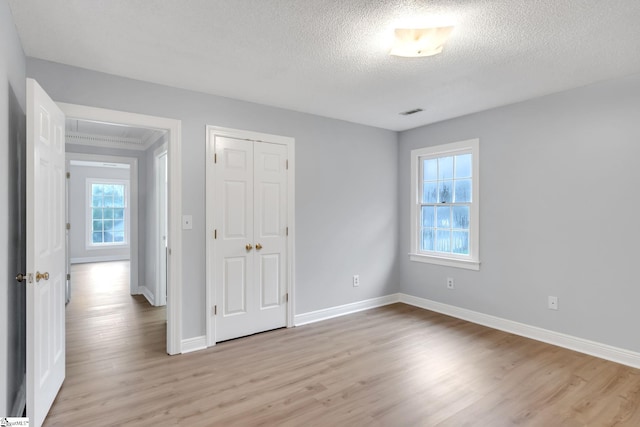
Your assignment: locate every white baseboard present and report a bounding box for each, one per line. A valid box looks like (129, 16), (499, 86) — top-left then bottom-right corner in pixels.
(294, 292), (640, 369)
(182, 336), (207, 354)
(10, 375), (26, 417)
(138, 286), (155, 306)
(294, 294), (400, 326)
(70, 255), (130, 264)
(399, 293), (640, 370)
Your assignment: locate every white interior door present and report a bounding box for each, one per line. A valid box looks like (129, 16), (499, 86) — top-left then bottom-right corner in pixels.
(65, 160), (70, 304)
(156, 149), (168, 306)
(26, 78), (66, 427)
(212, 136), (288, 341)
(253, 142), (288, 329)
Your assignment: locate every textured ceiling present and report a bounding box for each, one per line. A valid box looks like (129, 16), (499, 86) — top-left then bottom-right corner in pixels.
(8, 0), (640, 131)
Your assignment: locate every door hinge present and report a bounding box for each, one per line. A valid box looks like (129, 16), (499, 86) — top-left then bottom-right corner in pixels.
(213, 305), (217, 316)
(66, 172), (70, 179)
(168, 248), (172, 255)
(286, 227), (289, 236)
(66, 273), (71, 281)
(285, 293), (289, 302)
(214, 229), (217, 239)
(66, 223), (71, 230)
(286, 159), (289, 170)
(214, 153), (217, 164)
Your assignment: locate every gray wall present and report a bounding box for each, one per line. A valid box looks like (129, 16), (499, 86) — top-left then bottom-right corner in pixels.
(27, 58), (400, 339)
(68, 164), (131, 262)
(398, 72), (640, 353)
(6, 4), (640, 406)
(1, 0), (26, 415)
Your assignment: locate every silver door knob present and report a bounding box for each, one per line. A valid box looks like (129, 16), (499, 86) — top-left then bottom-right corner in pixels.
(16, 273), (26, 283)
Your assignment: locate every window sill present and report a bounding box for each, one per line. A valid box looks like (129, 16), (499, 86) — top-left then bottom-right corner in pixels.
(409, 253), (480, 271)
(86, 243), (130, 251)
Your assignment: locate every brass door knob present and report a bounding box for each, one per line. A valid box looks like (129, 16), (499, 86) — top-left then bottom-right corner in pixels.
(16, 273), (26, 283)
(245, 244), (253, 251)
(255, 243), (263, 250)
(36, 271), (50, 282)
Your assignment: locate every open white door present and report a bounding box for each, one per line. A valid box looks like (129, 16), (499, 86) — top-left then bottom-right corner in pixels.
(156, 148), (168, 306)
(26, 78), (66, 427)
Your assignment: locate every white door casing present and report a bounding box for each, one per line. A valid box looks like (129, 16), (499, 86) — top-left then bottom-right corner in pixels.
(26, 78), (66, 427)
(57, 103), (182, 355)
(206, 127), (295, 345)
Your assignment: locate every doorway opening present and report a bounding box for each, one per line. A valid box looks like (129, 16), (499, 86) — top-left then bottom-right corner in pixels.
(59, 103), (182, 355)
(65, 156), (137, 298)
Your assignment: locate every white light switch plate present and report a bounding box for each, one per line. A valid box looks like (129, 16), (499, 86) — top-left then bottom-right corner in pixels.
(182, 215), (193, 230)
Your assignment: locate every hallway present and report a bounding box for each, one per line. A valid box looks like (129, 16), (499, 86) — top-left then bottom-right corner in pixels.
(45, 261), (166, 426)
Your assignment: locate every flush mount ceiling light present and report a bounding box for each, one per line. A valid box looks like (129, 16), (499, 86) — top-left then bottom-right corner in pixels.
(390, 26), (454, 57)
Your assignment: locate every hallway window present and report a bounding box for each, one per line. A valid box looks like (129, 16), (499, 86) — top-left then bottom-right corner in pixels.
(87, 179), (129, 246)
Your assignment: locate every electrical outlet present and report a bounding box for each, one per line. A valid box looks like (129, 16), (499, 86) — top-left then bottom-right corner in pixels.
(353, 275), (360, 287)
(447, 277), (454, 289)
(548, 296), (558, 310)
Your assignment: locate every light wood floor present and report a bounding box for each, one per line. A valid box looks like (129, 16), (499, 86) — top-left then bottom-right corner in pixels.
(44, 261), (640, 426)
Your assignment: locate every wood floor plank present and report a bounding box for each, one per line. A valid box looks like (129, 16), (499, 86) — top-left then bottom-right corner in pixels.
(43, 261), (640, 426)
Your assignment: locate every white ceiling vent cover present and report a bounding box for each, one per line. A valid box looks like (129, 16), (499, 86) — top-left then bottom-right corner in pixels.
(399, 108), (424, 116)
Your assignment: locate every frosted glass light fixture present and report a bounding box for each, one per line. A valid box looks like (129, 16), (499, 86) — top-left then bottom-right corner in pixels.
(390, 27), (454, 57)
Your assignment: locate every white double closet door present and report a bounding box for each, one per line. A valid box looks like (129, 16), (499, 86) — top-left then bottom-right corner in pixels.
(211, 135), (289, 342)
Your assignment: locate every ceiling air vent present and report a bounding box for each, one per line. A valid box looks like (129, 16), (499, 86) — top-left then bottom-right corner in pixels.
(66, 133), (145, 146)
(399, 108), (423, 116)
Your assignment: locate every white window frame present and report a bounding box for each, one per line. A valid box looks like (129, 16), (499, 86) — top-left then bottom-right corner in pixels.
(86, 178), (130, 250)
(409, 138), (480, 270)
